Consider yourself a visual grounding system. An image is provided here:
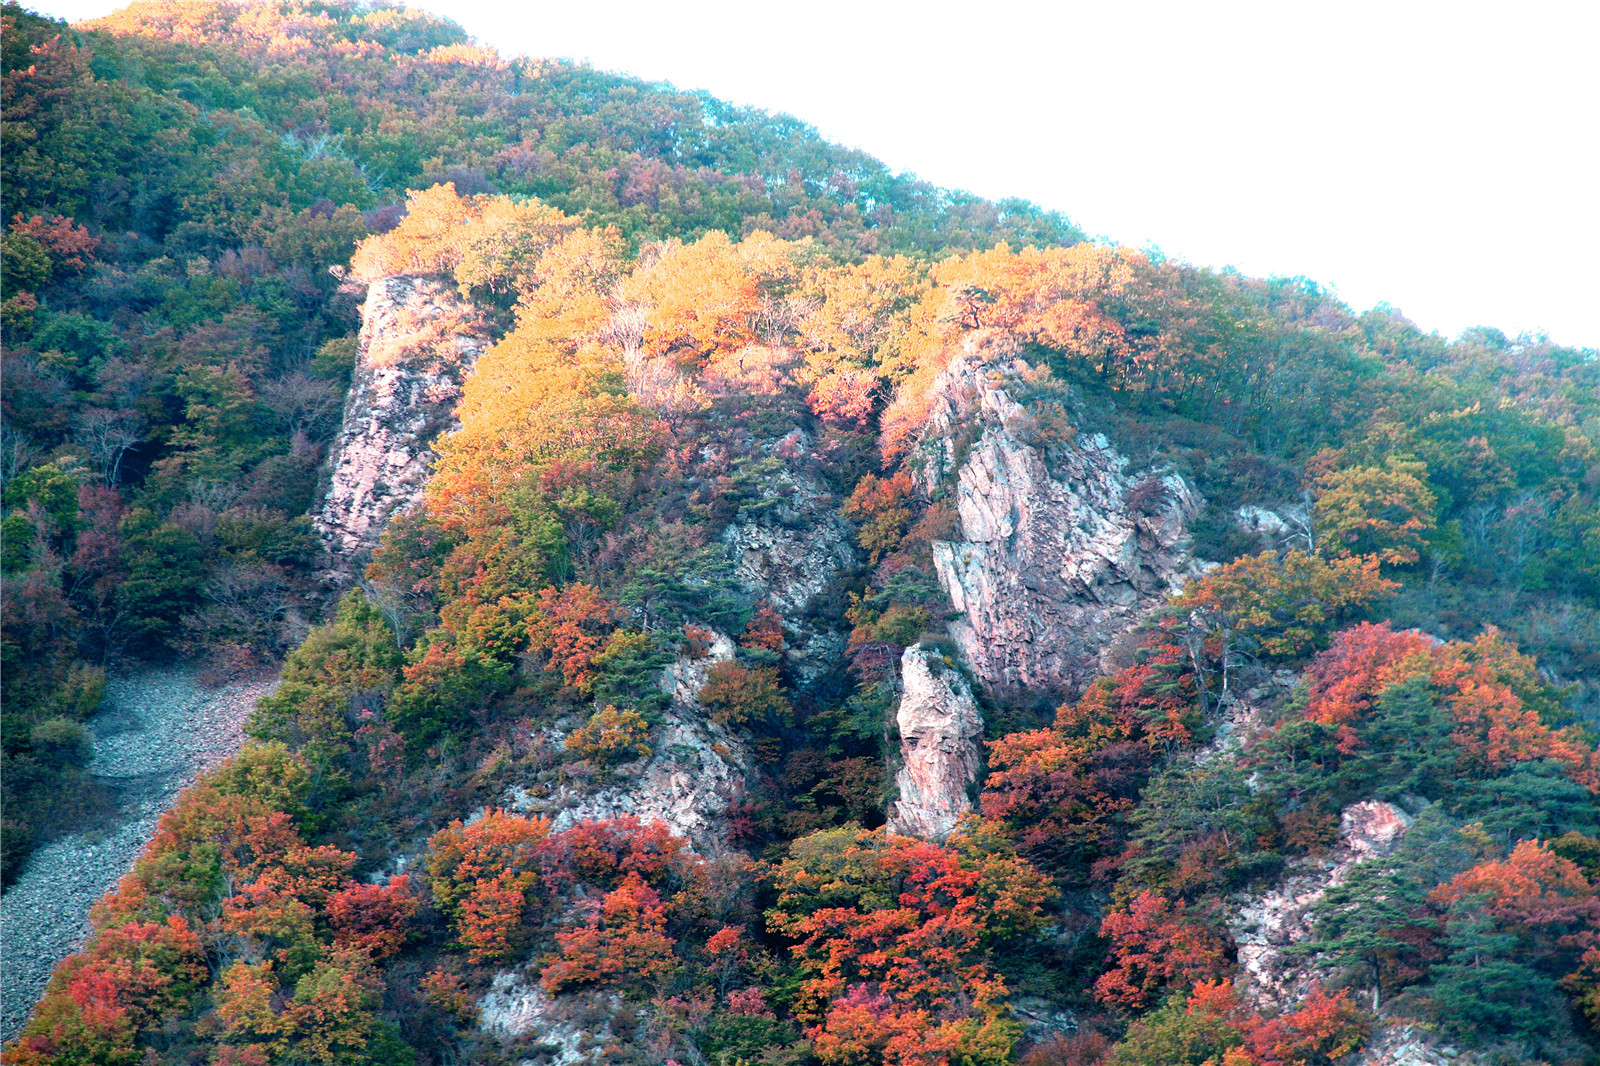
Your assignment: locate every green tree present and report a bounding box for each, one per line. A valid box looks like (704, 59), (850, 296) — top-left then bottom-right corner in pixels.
(1429, 906), (1566, 1051)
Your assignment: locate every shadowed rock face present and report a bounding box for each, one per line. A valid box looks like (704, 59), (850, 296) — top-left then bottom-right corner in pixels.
(718, 427), (856, 689)
(315, 275), (489, 583)
(888, 645), (983, 840)
(917, 331), (1204, 695)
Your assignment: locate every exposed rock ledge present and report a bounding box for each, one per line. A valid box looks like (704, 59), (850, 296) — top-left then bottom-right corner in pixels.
(314, 275), (490, 582)
(1229, 800), (1412, 1010)
(508, 631), (753, 855)
(917, 331), (1204, 694)
(887, 645), (983, 839)
(1228, 800), (1482, 1065)
(1353, 1023), (1474, 1066)
(478, 974), (614, 1066)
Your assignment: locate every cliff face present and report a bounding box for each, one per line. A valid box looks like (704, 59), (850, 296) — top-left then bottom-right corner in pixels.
(887, 645), (984, 839)
(917, 331), (1203, 694)
(314, 275), (490, 581)
(720, 427), (855, 688)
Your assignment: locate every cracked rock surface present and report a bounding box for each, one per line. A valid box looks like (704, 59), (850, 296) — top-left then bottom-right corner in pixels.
(315, 274), (489, 582)
(917, 331), (1203, 695)
(888, 646), (984, 840)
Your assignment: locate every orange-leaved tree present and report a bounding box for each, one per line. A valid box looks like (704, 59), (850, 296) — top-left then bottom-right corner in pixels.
(539, 871), (679, 995)
(981, 639), (1195, 880)
(526, 582), (620, 691)
(767, 824), (1054, 1066)
(1299, 623), (1599, 788)
(425, 809), (551, 964)
(3, 917), (206, 1066)
(1093, 890), (1229, 1010)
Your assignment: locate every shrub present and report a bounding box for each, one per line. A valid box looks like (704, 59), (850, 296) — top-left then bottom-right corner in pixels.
(566, 705), (653, 767)
(698, 661), (791, 727)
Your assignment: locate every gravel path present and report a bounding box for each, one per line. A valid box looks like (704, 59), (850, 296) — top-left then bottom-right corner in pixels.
(0, 666), (278, 1041)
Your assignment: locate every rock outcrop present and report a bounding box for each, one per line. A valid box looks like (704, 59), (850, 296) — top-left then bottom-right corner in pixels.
(1234, 503), (1313, 553)
(477, 974), (614, 1066)
(887, 645), (984, 839)
(719, 427), (855, 687)
(508, 630), (753, 855)
(1353, 1023), (1476, 1066)
(917, 332), (1204, 694)
(314, 275), (490, 581)
(1229, 800), (1413, 1009)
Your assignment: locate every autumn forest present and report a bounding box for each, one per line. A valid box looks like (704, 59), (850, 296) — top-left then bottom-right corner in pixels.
(2, 4), (1598, 1066)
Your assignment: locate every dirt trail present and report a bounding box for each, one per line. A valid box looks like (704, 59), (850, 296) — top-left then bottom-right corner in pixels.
(0, 667), (276, 1041)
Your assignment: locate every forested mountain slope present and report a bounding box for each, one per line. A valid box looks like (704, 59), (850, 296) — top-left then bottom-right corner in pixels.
(3, 4), (1599, 1066)
(0, 0), (1080, 881)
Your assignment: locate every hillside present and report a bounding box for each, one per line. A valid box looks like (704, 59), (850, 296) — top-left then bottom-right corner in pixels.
(3, 4), (1600, 1066)
(0, 0), (1081, 882)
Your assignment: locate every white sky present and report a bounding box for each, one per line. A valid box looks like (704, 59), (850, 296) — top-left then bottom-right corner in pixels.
(31, 0), (1600, 348)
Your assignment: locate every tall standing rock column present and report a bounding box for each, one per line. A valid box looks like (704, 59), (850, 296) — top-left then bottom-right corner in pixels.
(888, 645), (984, 840)
(314, 275), (490, 584)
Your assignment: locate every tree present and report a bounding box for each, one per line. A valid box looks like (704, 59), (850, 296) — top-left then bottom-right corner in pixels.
(526, 582), (620, 691)
(981, 644), (1198, 882)
(540, 872), (678, 995)
(1106, 983), (1245, 1066)
(1430, 839), (1600, 975)
(1174, 550), (1398, 664)
(1108, 981), (1368, 1066)
(809, 366), (880, 427)
(1238, 986), (1368, 1066)
(71, 408), (144, 486)
(425, 809), (550, 964)
(1290, 623), (1599, 793)
(248, 591), (403, 756)
(698, 661), (792, 727)
(565, 704), (653, 766)
(326, 876), (419, 958)
(841, 472), (915, 564)
(1427, 907), (1565, 1050)
(4, 916), (207, 1066)
(1312, 461), (1437, 566)
(213, 950), (410, 1066)
(1093, 891), (1228, 1010)
(741, 603), (787, 652)
(767, 825), (1054, 1066)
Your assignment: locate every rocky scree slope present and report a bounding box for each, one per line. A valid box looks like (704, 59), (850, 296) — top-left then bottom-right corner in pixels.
(0, 669), (275, 1042)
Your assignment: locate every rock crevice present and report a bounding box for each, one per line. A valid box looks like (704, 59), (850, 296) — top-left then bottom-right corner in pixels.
(718, 428), (855, 688)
